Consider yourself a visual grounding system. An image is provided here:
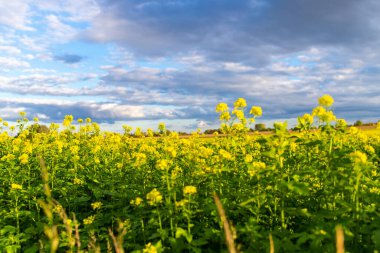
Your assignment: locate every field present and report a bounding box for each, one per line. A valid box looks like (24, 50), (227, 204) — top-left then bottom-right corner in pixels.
(0, 96), (379, 252)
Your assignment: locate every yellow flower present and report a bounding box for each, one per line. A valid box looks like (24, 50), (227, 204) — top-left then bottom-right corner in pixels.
(216, 103), (228, 112)
(91, 202), (103, 210)
(319, 111), (336, 122)
(219, 111), (231, 121)
(11, 183), (22, 190)
(364, 145), (375, 154)
(143, 242), (157, 253)
(130, 197), (143, 206)
(83, 215), (95, 225)
(63, 115), (74, 127)
(232, 109), (244, 120)
(290, 142), (297, 152)
(19, 153), (29, 165)
(147, 128), (154, 137)
(234, 98), (247, 108)
(219, 149), (232, 160)
(73, 178), (84, 185)
(53, 204), (63, 214)
(158, 123), (166, 133)
(377, 121), (380, 130)
(335, 119), (347, 128)
(300, 113), (313, 124)
(156, 159), (169, 170)
(248, 162), (266, 177)
(86, 118), (92, 123)
(175, 199), (189, 207)
(66, 219), (73, 226)
(183, 186), (197, 195)
(312, 106), (326, 117)
(244, 154), (253, 163)
(232, 123), (245, 131)
(77, 118), (83, 123)
(348, 127), (359, 134)
(146, 188), (163, 205)
(2, 154), (15, 162)
(318, 94), (334, 107)
(249, 106), (262, 117)
(350, 151), (367, 165)
(19, 111), (26, 117)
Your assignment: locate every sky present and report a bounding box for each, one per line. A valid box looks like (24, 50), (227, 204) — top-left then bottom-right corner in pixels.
(0, 0), (380, 132)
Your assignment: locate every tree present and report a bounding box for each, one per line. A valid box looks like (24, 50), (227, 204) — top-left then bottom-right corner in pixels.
(255, 123), (266, 131)
(354, 120), (363, 126)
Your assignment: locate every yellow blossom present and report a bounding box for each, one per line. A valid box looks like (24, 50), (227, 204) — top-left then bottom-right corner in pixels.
(156, 159), (169, 170)
(53, 205), (63, 214)
(248, 162), (266, 177)
(244, 154), (253, 163)
(219, 111), (231, 121)
(335, 119), (347, 128)
(175, 199), (189, 207)
(232, 123), (245, 131)
(63, 115), (74, 127)
(215, 103), (228, 112)
(318, 94), (334, 107)
(249, 106), (262, 117)
(91, 202), (103, 210)
(143, 242), (157, 253)
(219, 149), (232, 160)
(232, 109), (244, 120)
(350, 151), (367, 165)
(146, 188), (163, 205)
(19, 153), (29, 165)
(83, 215), (95, 225)
(158, 123), (166, 133)
(299, 113), (313, 124)
(364, 145), (375, 154)
(348, 127), (359, 134)
(234, 98), (247, 108)
(73, 178), (84, 185)
(130, 197), (143, 206)
(312, 106), (326, 117)
(319, 111), (336, 122)
(183, 186), (197, 195)
(11, 183), (22, 190)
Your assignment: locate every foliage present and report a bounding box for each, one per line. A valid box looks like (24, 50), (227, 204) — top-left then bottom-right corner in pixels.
(0, 96), (379, 252)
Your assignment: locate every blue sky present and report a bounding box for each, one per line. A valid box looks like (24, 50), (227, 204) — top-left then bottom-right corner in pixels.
(1, 0), (380, 132)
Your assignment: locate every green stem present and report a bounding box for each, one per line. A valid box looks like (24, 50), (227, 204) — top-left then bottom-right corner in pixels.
(187, 195), (192, 235)
(281, 199), (286, 230)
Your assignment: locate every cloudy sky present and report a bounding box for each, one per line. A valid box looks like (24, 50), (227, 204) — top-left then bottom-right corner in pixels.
(1, 0), (380, 131)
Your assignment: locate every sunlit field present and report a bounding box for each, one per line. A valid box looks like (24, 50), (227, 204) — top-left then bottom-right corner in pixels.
(0, 95), (379, 252)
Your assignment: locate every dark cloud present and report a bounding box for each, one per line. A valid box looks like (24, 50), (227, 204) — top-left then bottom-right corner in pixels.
(54, 54), (84, 64)
(82, 0), (380, 64)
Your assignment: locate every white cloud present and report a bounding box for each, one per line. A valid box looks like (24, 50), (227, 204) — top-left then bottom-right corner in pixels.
(0, 57), (30, 69)
(0, 0), (34, 31)
(35, 0), (100, 22)
(0, 106), (27, 118)
(19, 36), (46, 52)
(223, 62), (255, 72)
(46, 15), (77, 41)
(0, 45), (22, 55)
